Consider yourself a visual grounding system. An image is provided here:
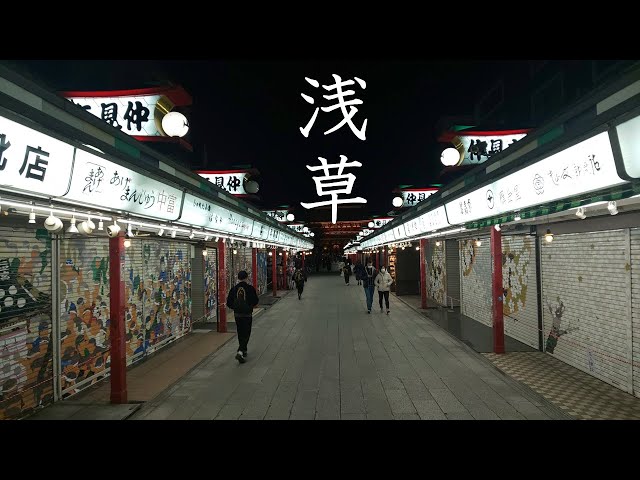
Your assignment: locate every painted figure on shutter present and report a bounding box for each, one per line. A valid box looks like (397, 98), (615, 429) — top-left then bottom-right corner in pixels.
(502, 237), (531, 318)
(0, 229), (54, 419)
(545, 297), (579, 354)
(428, 243), (446, 305)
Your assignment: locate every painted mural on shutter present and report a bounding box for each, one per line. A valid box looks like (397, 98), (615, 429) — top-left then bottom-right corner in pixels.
(502, 235), (539, 349)
(204, 247), (218, 322)
(257, 250), (268, 295)
(226, 245), (252, 290)
(58, 237), (110, 397)
(541, 230), (632, 393)
(460, 237), (492, 327)
(427, 241), (446, 305)
(124, 239), (192, 364)
(0, 226), (53, 420)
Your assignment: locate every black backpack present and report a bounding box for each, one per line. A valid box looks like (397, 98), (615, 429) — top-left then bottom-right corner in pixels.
(234, 285), (253, 316)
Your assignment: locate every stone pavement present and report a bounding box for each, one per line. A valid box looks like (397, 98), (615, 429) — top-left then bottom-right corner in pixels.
(132, 274), (570, 420)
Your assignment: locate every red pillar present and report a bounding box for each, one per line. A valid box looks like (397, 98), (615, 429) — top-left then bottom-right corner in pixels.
(420, 238), (428, 310)
(251, 247), (258, 290)
(109, 234), (127, 404)
(382, 246), (387, 269)
(282, 250), (288, 289)
(217, 239), (227, 333)
(491, 229), (505, 354)
(272, 248), (278, 297)
(374, 250), (379, 269)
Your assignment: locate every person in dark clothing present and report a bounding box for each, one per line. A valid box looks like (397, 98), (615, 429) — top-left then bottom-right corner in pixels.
(293, 267), (307, 299)
(354, 261), (365, 286)
(226, 270), (259, 364)
(361, 259), (378, 314)
(343, 264), (351, 285)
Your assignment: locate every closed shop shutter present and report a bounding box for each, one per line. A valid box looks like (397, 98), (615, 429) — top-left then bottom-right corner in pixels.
(58, 236), (110, 398)
(502, 235), (539, 349)
(125, 239), (192, 364)
(460, 237), (492, 327)
(445, 239), (460, 308)
(628, 228), (640, 396)
(226, 245), (252, 292)
(541, 230), (632, 393)
(426, 241), (446, 306)
(0, 225), (53, 419)
(204, 246), (218, 322)
(257, 249), (268, 295)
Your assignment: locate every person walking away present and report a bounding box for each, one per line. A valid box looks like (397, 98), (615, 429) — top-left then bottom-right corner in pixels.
(354, 261), (365, 286)
(293, 266), (306, 300)
(226, 270), (259, 364)
(375, 265), (393, 314)
(362, 259), (378, 314)
(343, 264), (351, 285)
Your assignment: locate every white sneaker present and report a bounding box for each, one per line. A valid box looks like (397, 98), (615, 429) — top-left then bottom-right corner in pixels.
(235, 351), (246, 363)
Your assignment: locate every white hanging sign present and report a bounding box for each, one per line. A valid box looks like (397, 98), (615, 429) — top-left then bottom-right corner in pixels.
(0, 115), (75, 197)
(65, 148), (183, 221)
(444, 131), (623, 225)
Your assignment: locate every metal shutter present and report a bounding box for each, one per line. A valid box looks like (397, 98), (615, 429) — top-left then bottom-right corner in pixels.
(204, 246), (218, 322)
(502, 235), (539, 349)
(460, 237), (492, 327)
(445, 239), (460, 308)
(628, 228), (640, 396)
(257, 249), (268, 295)
(58, 236), (110, 398)
(426, 240), (447, 306)
(541, 230), (632, 393)
(0, 225), (53, 419)
(124, 239), (192, 364)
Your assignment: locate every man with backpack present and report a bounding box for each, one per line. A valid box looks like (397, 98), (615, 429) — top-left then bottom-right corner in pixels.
(226, 270), (259, 364)
(293, 266), (307, 300)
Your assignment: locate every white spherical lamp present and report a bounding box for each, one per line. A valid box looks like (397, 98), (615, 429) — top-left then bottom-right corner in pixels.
(441, 147), (461, 167)
(286, 213), (295, 222)
(368, 222), (374, 228)
(161, 111), (189, 137)
(392, 196), (403, 208)
(245, 180), (259, 194)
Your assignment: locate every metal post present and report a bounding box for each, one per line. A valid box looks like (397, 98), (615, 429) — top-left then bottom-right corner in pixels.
(420, 238), (428, 309)
(282, 250), (288, 289)
(272, 248), (278, 297)
(217, 239), (227, 333)
(491, 228), (505, 354)
(109, 234), (127, 403)
(252, 247), (258, 290)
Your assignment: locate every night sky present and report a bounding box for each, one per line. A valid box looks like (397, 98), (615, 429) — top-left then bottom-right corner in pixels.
(7, 59), (525, 220)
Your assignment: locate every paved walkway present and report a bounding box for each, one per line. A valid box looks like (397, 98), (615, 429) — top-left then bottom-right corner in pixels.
(131, 275), (569, 420)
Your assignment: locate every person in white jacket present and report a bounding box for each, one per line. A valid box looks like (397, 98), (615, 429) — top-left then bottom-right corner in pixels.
(374, 266), (394, 314)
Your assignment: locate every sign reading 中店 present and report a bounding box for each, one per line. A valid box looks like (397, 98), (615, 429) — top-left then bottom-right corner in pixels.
(444, 131), (623, 225)
(65, 95), (162, 137)
(180, 193), (254, 236)
(400, 189), (438, 208)
(65, 148), (183, 221)
(197, 171), (249, 195)
(288, 223), (305, 233)
(0, 114), (75, 197)
(361, 228), (374, 236)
